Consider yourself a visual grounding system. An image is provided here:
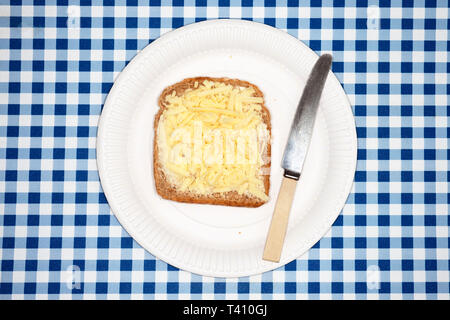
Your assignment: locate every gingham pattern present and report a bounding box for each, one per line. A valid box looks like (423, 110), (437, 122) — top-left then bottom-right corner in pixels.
(0, 0), (449, 299)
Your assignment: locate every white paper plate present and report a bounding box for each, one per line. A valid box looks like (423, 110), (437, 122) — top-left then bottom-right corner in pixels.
(97, 19), (357, 277)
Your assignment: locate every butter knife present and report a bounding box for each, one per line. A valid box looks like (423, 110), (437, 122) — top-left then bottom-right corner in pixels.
(263, 54), (332, 262)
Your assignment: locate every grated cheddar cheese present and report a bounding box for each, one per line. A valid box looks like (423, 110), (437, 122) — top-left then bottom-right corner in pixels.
(157, 80), (270, 201)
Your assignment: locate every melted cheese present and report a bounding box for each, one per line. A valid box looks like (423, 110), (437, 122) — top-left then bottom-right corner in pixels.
(157, 80), (270, 201)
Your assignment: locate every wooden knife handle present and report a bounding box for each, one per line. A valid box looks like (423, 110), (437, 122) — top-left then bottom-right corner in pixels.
(263, 176), (298, 262)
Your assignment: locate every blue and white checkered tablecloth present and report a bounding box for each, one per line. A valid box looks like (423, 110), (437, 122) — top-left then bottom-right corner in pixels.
(0, 0), (449, 300)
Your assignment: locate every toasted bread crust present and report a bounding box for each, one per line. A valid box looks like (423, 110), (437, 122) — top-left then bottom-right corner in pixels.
(153, 77), (271, 207)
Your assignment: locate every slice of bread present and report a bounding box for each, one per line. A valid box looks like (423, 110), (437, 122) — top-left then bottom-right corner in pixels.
(153, 77), (271, 207)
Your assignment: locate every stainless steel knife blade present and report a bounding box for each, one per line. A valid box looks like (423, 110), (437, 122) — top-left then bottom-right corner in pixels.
(281, 54), (332, 179)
